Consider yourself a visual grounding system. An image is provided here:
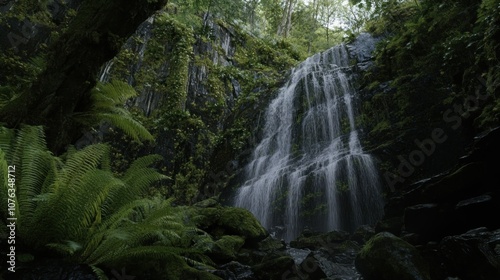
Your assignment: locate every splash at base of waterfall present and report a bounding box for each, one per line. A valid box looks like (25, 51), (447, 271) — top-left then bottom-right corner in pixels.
(234, 42), (384, 241)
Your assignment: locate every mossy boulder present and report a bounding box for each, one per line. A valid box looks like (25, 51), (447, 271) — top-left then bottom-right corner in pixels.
(355, 232), (431, 280)
(193, 206), (268, 242)
(234, 236), (287, 266)
(209, 235), (245, 262)
(257, 236), (286, 252)
(193, 197), (220, 208)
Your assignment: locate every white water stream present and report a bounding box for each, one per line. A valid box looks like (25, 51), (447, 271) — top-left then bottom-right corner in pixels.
(235, 45), (384, 241)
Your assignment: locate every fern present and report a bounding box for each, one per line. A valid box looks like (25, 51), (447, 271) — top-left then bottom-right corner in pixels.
(90, 266), (109, 280)
(72, 80), (154, 143)
(46, 240), (83, 256)
(102, 154), (169, 216)
(0, 126), (56, 235)
(0, 149), (10, 222)
(0, 125), (213, 278)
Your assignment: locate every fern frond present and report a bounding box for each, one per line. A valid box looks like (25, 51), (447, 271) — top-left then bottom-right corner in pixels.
(82, 199), (154, 262)
(59, 170), (121, 240)
(102, 156), (167, 215)
(0, 126), (58, 237)
(0, 125), (210, 275)
(100, 199), (151, 230)
(0, 149), (9, 220)
(183, 256), (217, 271)
(91, 80), (137, 106)
(123, 154), (164, 175)
(46, 240), (83, 256)
(31, 168), (121, 245)
(17, 149), (56, 227)
(90, 265), (109, 280)
(92, 112), (153, 142)
(73, 80), (153, 143)
(10, 125), (47, 167)
(0, 124), (15, 153)
(122, 154), (168, 185)
(57, 144), (109, 191)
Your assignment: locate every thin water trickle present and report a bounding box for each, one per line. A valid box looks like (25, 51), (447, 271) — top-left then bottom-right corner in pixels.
(234, 44), (384, 241)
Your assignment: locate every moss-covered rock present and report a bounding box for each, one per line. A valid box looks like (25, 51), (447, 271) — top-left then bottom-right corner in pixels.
(193, 197), (220, 208)
(218, 207), (267, 241)
(193, 206), (268, 242)
(256, 236), (286, 252)
(355, 232), (431, 280)
(209, 235), (245, 262)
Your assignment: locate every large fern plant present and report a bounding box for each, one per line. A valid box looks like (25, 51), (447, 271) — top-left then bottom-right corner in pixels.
(0, 125), (214, 279)
(72, 80), (154, 143)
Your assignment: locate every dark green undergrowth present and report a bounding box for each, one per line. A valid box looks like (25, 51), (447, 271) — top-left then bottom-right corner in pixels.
(359, 0), (499, 188)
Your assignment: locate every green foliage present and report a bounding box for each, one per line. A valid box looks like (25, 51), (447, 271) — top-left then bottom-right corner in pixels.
(0, 0), (55, 24)
(173, 159), (206, 203)
(211, 235), (245, 259)
(356, 0), (499, 186)
(0, 125), (217, 278)
(73, 80), (154, 143)
(103, 7), (304, 202)
(156, 14), (195, 110)
(191, 206), (267, 240)
(0, 51), (46, 95)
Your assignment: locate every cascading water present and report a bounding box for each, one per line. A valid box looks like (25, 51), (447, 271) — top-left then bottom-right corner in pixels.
(234, 43), (384, 241)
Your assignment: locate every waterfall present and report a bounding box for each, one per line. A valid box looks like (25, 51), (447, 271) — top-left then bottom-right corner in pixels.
(234, 44), (384, 241)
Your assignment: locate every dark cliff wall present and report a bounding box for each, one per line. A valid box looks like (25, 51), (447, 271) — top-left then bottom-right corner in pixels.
(85, 12), (301, 204)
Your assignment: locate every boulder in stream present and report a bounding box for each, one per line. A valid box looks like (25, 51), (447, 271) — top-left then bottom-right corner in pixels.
(355, 232), (431, 280)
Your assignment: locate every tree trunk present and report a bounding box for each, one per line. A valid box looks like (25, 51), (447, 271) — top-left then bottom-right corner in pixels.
(277, 0), (295, 37)
(0, 0), (168, 154)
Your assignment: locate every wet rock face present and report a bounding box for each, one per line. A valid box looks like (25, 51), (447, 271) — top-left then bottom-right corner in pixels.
(213, 261), (256, 280)
(355, 232), (431, 280)
(371, 126), (500, 280)
(380, 127), (500, 238)
(0, 0), (84, 55)
(346, 32), (380, 71)
(287, 228), (376, 280)
(403, 203), (444, 242)
(191, 200), (294, 279)
(439, 228), (500, 280)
